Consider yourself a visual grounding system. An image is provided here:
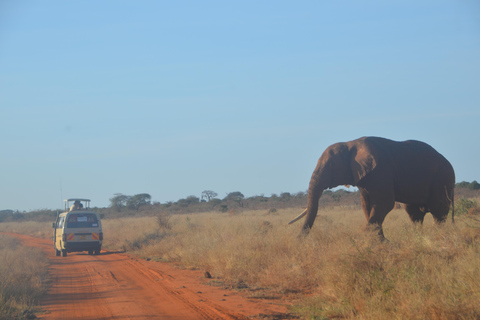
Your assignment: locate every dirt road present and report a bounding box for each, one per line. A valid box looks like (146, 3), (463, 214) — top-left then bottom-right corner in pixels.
(7, 233), (291, 320)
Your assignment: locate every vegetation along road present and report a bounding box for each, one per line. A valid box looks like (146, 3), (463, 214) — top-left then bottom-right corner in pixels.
(7, 233), (289, 320)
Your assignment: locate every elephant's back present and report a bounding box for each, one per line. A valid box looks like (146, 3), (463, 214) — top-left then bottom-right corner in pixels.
(401, 140), (454, 174)
(396, 140), (455, 195)
(352, 136), (454, 183)
(365, 137), (454, 182)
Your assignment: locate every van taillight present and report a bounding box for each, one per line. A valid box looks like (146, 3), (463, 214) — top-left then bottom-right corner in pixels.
(99, 233), (103, 241)
(62, 234), (67, 242)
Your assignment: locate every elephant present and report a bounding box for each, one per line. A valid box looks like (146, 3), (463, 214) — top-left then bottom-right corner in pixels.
(289, 136), (455, 238)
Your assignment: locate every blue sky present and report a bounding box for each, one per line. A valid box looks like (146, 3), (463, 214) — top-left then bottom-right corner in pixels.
(1, 1), (479, 211)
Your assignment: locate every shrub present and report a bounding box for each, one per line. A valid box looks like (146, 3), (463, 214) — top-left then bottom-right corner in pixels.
(267, 208), (277, 215)
(468, 207), (480, 216)
(155, 212), (172, 230)
(455, 198), (478, 216)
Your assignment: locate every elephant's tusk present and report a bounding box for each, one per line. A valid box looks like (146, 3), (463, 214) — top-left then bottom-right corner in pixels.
(288, 209), (307, 225)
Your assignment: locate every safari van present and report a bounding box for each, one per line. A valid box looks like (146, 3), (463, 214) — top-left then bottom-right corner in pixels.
(53, 198), (103, 257)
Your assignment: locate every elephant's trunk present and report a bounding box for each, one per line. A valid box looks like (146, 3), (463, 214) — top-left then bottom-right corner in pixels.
(289, 149), (339, 235)
(301, 184), (324, 234)
(299, 166), (331, 234)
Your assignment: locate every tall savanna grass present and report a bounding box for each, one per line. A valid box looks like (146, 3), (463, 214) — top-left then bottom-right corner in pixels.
(2, 204), (479, 319)
(101, 207), (480, 319)
(0, 234), (49, 319)
(0, 221), (52, 239)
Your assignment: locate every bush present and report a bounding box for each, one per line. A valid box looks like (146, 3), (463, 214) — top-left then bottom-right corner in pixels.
(468, 207), (480, 216)
(455, 198), (478, 216)
(155, 212), (172, 230)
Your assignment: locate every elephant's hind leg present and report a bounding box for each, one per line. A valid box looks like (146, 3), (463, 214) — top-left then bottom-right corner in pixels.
(428, 186), (452, 223)
(429, 202), (450, 224)
(405, 204), (427, 224)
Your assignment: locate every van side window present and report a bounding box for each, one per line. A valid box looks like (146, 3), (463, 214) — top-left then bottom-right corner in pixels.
(58, 216), (65, 229)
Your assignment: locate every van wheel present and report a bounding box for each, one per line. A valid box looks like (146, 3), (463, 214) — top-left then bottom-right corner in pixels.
(61, 250), (67, 257)
(94, 249), (100, 255)
(55, 248), (61, 256)
(88, 250), (93, 255)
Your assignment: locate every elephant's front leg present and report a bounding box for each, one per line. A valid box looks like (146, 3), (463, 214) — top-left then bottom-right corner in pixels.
(359, 188), (394, 239)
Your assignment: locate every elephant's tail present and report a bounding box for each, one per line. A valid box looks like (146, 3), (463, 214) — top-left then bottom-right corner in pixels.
(451, 190), (455, 224)
(447, 185), (455, 223)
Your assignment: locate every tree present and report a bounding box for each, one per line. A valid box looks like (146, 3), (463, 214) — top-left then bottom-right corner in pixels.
(280, 192), (291, 200)
(224, 192), (244, 207)
(224, 191), (244, 201)
(126, 193), (152, 211)
(201, 190), (218, 202)
(110, 193), (130, 212)
(177, 195), (200, 207)
(456, 181), (480, 190)
(472, 181), (480, 190)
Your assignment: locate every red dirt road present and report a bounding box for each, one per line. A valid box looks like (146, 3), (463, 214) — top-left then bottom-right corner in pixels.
(6, 233), (291, 320)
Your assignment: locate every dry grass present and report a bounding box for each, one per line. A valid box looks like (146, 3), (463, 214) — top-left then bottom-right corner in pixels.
(2, 206), (480, 319)
(0, 221), (52, 239)
(102, 216), (161, 252)
(0, 234), (49, 319)
(99, 207), (480, 319)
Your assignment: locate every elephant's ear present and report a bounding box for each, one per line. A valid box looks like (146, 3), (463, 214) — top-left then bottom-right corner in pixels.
(351, 144), (378, 185)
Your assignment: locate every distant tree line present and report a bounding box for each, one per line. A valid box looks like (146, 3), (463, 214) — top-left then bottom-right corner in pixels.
(100, 189), (361, 218)
(109, 193), (152, 212)
(0, 209), (57, 223)
(1, 181), (478, 222)
(455, 181), (480, 190)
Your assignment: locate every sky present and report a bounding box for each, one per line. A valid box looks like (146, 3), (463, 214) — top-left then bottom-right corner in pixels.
(1, 1), (479, 211)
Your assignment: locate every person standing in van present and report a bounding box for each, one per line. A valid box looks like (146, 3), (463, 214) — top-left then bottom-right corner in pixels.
(70, 200), (83, 211)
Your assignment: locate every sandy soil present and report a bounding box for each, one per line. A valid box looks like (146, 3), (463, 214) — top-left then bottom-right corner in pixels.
(6, 232), (293, 320)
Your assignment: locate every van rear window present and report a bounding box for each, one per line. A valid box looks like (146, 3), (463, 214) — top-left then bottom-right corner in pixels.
(66, 214), (99, 228)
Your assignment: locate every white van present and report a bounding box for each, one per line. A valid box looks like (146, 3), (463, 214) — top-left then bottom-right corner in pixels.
(53, 198), (103, 257)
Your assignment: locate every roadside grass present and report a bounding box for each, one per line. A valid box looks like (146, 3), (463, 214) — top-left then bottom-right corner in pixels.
(102, 216), (161, 252)
(0, 234), (49, 319)
(2, 204), (480, 319)
(99, 207), (480, 319)
(0, 221), (52, 239)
